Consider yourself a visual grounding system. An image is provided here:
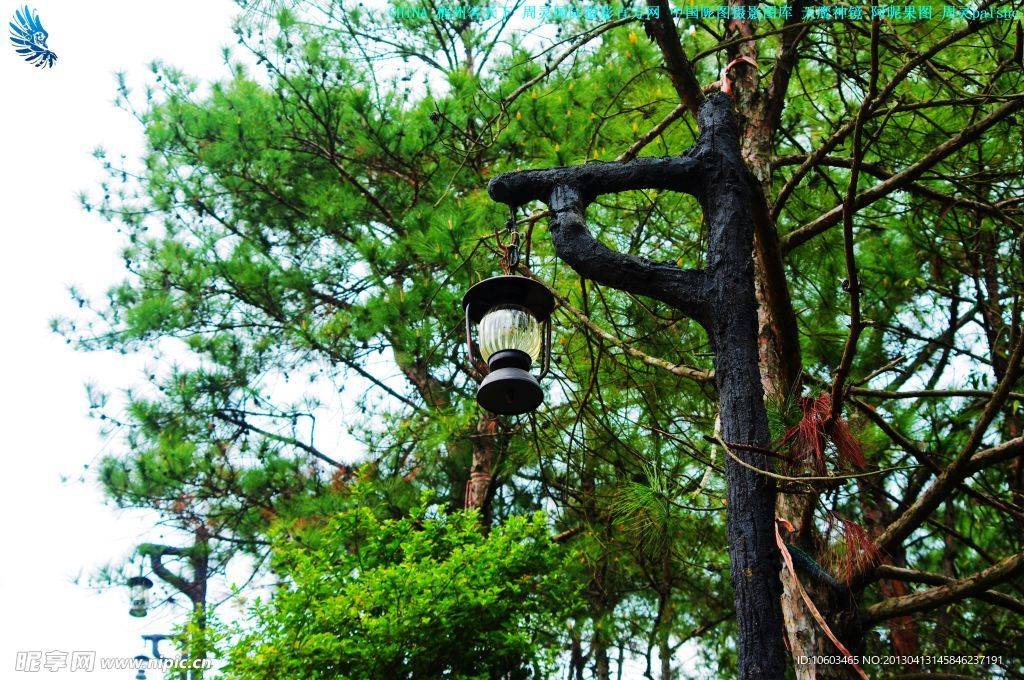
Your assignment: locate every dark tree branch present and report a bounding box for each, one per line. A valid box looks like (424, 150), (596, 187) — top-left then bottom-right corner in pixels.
(545, 185), (709, 324)
(498, 19), (632, 113)
(213, 409), (350, 470)
(488, 155), (704, 205)
(848, 387), (1024, 402)
(764, 0), (810, 132)
(137, 543), (197, 602)
(781, 96), (1024, 254)
(616, 103), (687, 163)
(874, 564), (1024, 618)
(771, 11), (1003, 224)
(828, 15), (879, 424)
(643, 0), (706, 117)
(966, 436), (1024, 477)
(771, 154), (1023, 229)
(864, 552), (1024, 624)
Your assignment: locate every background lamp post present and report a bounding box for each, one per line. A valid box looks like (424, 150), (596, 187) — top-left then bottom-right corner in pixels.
(127, 576), (153, 618)
(141, 633), (174, 659)
(133, 655), (149, 680)
(462, 275), (554, 415)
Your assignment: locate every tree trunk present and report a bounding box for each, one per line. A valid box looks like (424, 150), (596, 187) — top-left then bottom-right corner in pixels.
(729, 28), (861, 674)
(777, 496), (857, 680)
(189, 528), (210, 680)
(465, 411), (498, 522)
(697, 96), (786, 678)
(658, 524), (674, 680)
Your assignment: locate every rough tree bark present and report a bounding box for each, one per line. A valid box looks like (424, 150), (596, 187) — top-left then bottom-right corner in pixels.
(489, 92), (786, 679)
(465, 411), (499, 521)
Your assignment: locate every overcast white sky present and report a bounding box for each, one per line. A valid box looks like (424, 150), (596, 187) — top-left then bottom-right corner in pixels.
(0, 1), (242, 675)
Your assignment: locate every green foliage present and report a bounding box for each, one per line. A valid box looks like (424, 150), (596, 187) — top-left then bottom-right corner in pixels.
(226, 487), (578, 679)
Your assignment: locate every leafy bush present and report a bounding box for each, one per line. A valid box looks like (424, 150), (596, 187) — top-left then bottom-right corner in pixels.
(227, 488), (578, 679)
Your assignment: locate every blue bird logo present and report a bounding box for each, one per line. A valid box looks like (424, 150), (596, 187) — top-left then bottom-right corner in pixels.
(9, 6), (57, 68)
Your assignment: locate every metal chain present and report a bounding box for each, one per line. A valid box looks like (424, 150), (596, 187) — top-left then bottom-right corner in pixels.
(499, 205), (521, 274)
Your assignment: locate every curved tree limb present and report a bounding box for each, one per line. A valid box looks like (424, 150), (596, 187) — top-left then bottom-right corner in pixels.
(863, 552), (1024, 624)
(643, 0), (706, 117)
(873, 564), (1024, 618)
(137, 543), (198, 602)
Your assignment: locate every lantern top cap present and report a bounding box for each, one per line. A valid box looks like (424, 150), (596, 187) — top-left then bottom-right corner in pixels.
(128, 576), (153, 589)
(462, 275), (555, 323)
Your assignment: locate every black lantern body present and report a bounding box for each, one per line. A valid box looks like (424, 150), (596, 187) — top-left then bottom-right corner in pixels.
(462, 276), (554, 415)
(127, 576), (153, 618)
(134, 656), (149, 680)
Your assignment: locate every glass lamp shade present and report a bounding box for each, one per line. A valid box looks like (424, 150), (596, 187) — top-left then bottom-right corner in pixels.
(128, 577), (153, 618)
(478, 305), (542, 363)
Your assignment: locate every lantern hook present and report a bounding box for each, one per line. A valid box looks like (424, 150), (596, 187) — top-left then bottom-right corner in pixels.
(498, 204), (521, 273)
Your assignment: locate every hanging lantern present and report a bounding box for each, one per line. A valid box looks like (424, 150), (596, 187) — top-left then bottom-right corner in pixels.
(462, 275), (554, 415)
(127, 576), (153, 618)
(134, 655), (149, 680)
